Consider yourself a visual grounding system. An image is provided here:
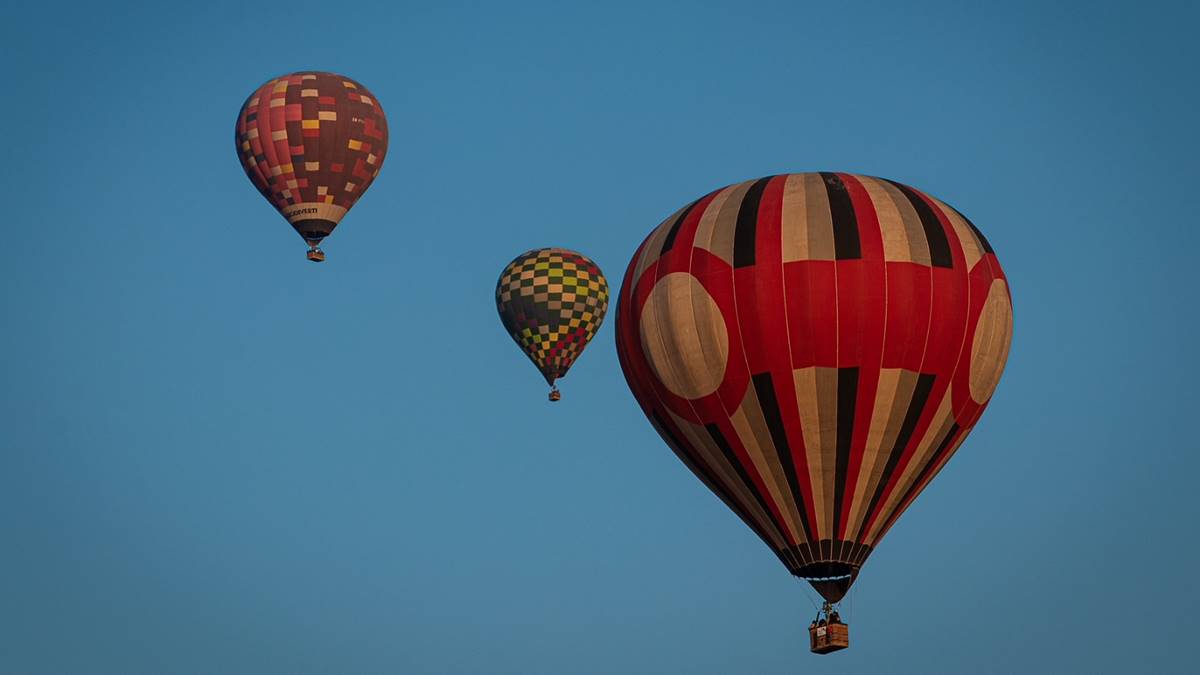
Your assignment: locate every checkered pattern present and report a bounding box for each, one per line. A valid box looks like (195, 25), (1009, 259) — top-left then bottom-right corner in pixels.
(235, 71), (388, 222)
(495, 248), (609, 385)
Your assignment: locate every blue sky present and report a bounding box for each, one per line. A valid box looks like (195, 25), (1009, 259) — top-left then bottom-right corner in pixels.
(2, 1), (1196, 672)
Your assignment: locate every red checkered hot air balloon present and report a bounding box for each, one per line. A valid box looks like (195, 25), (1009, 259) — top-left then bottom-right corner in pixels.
(615, 173), (1012, 653)
(235, 71), (388, 262)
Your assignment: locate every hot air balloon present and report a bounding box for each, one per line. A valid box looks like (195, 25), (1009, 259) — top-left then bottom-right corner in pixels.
(496, 248), (610, 401)
(615, 173), (1012, 652)
(235, 71), (389, 262)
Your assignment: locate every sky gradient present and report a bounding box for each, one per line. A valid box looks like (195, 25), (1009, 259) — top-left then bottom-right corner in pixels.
(2, 1), (1196, 672)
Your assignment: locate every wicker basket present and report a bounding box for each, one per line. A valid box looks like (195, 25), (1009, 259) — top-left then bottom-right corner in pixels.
(808, 623), (849, 654)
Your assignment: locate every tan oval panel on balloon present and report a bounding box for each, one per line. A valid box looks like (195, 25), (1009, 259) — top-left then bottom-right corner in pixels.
(639, 273), (729, 399)
(969, 279), (1014, 403)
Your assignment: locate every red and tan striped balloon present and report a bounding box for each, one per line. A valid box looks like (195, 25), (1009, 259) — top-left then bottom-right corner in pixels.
(615, 173), (1012, 602)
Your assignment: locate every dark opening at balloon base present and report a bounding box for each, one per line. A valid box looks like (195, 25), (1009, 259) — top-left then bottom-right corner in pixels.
(798, 562), (857, 603)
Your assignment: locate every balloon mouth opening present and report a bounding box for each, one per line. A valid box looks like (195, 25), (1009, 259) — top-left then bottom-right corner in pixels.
(292, 219), (337, 246)
(798, 561), (855, 579)
(798, 562), (857, 603)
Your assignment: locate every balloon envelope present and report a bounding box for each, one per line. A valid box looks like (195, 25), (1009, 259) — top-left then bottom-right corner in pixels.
(615, 173), (1012, 601)
(496, 248), (610, 389)
(235, 71), (388, 251)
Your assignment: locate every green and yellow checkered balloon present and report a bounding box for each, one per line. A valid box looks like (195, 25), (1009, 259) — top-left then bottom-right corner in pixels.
(495, 248), (609, 395)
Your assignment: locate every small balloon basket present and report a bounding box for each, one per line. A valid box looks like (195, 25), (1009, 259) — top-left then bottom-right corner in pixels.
(809, 622), (849, 654)
(307, 248), (326, 262)
(808, 602), (849, 654)
(548, 388), (562, 402)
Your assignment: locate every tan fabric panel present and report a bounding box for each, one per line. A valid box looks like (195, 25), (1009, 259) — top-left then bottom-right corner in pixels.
(632, 204), (687, 283)
(696, 179), (754, 266)
(781, 173), (812, 262)
(814, 367), (840, 541)
(865, 388), (956, 544)
(930, 196), (983, 269)
(639, 273), (729, 399)
(731, 386), (807, 544)
(969, 279), (1013, 403)
(871, 430), (969, 546)
(875, 179), (931, 266)
(666, 409), (790, 551)
(844, 368), (908, 538)
(858, 177), (913, 263)
(691, 270), (733, 401)
(793, 368), (827, 538)
(282, 202), (348, 225)
(844, 367), (916, 535)
(802, 173), (837, 261)
(794, 366), (839, 539)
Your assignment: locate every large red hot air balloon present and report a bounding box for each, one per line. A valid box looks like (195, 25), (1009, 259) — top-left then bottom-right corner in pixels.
(235, 71), (389, 261)
(615, 173), (1012, 651)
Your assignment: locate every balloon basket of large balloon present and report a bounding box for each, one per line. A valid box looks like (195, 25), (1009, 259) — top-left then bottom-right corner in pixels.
(548, 388), (562, 402)
(306, 248), (326, 263)
(808, 621), (849, 654)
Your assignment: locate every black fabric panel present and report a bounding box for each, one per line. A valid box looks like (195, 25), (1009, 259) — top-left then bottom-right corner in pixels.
(820, 172), (862, 260)
(651, 412), (777, 551)
(706, 423), (791, 546)
(886, 180), (954, 268)
(796, 544), (813, 565)
(953, 207), (995, 254)
(732, 177), (773, 268)
(832, 367), (859, 538)
(659, 197), (703, 255)
(878, 423), (962, 537)
(752, 372), (816, 543)
(853, 373), (937, 542)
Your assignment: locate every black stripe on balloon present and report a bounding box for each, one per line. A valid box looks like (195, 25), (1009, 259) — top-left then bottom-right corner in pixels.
(831, 367), (859, 538)
(706, 422), (792, 543)
(878, 422), (961, 539)
(854, 543), (873, 566)
(793, 544), (812, 566)
(659, 197), (703, 255)
(733, 176), (774, 268)
(853, 372), (936, 542)
(819, 172), (862, 260)
(650, 412), (776, 550)
(752, 372), (816, 543)
(951, 206), (994, 254)
(886, 180), (953, 268)
(775, 546), (803, 573)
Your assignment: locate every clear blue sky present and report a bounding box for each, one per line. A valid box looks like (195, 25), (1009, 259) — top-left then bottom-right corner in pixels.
(2, 1), (1196, 672)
